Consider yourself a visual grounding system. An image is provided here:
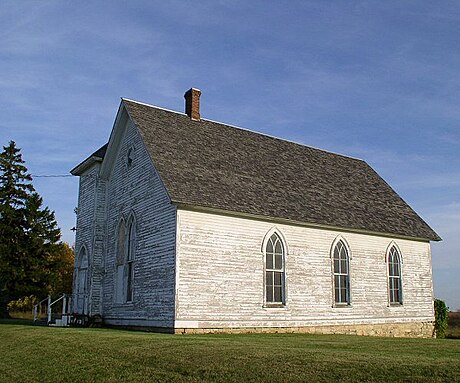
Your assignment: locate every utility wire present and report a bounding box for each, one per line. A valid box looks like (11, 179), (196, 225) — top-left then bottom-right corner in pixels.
(31, 174), (73, 178)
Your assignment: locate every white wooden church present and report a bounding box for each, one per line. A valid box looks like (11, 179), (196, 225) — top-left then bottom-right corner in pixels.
(71, 88), (440, 336)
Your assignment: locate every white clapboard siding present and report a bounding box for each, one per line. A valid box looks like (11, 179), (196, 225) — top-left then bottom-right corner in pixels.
(73, 165), (101, 315)
(175, 208), (434, 328)
(94, 118), (176, 327)
(89, 168), (107, 316)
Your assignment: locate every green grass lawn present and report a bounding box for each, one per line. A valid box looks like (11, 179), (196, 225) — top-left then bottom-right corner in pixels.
(0, 322), (459, 383)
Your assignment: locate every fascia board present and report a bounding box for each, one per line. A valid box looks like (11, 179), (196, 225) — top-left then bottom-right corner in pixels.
(99, 100), (129, 180)
(70, 157), (103, 176)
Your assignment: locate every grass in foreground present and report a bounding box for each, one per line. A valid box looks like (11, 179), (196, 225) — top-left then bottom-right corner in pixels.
(0, 322), (459, 383)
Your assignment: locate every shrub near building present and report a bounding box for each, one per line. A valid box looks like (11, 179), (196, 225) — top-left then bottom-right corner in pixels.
(434, 299), (449, 338)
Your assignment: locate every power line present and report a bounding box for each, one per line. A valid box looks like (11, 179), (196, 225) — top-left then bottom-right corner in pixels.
(31, 174), (73, 178)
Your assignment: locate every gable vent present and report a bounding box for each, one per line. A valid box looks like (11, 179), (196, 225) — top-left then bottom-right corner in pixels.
(184, 88), (201, 121)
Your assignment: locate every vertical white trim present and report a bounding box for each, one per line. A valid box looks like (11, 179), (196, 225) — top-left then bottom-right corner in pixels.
(174, 208), (180, 323)
(427, 242), (435, 317)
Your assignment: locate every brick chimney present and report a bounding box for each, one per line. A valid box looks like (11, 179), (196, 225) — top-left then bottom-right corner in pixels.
(184, 88), (201, 121)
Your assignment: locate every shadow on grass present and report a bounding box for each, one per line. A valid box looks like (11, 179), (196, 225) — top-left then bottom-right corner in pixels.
(0, 318), (36, 326)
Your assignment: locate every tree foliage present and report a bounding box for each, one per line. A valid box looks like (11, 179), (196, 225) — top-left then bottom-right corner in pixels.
(0, 141), (72, 318)
(7, 295), (38, 313)
(47, 242), (75, 295)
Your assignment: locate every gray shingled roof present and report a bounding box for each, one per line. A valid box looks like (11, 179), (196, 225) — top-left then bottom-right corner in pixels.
(92, 143), (108, 159)
(70, 143), (108, 175)
(119, 99), (440, 241)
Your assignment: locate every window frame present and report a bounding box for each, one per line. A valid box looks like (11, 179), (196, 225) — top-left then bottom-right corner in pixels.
(331, 237), (352, 307)
(263, 230), (287, 307)
(125, 216), (136, 303)
(114, 215), (136, 305)
(387, 243), (403, 306)
(114, 219), (126, 304)
(75, 245), (89, 314)
(78, 245), (89, 270)
(126, 146), (135, 168)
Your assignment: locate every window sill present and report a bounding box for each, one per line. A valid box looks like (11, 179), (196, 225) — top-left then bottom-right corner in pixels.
(263, 303), (286, 309)
(333, 303), (351, 308)
(389, 302), (403, 307)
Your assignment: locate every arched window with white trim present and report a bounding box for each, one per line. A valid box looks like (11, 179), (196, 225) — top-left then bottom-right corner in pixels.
(388, 245), (403, 304)
(126, 217), (136, 302)
(75, 246), (88, 314)
(265, 232), (285, 304)
(332, 239), (350, 305)
(115, 219), (126, 303)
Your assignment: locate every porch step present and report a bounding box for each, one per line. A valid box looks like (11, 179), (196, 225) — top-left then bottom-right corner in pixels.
(33, 293), (72, 328)
(49, 315), (71, 327)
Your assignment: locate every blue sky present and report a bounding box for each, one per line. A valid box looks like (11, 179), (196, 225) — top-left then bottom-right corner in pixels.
(1, 1), (459, 310)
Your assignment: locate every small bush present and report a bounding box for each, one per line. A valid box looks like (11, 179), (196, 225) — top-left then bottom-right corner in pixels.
(434, 298), (449, 338)
(7, 296), (38, 313)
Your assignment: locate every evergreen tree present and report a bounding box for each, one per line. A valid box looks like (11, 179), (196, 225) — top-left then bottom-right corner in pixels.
(0, 141), (62, 317)
(21, 193), (61, 295)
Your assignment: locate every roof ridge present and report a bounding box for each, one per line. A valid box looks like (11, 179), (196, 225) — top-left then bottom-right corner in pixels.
(108, 97), (441, 241)
(122, 97), (188, 116)
(122, 98), (365, 163)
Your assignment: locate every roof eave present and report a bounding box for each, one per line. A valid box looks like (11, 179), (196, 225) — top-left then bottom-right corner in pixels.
(173, 201), (441, 243)
(70, 156), (103, 176)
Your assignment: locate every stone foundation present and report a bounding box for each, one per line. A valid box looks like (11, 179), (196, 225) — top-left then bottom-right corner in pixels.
(174, 321), (435, 338)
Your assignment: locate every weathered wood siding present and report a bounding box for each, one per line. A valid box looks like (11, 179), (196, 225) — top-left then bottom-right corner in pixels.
(89, 169), (107, 316)
(175, 209), (434, 329)
(73, 164), (105, 315)
(102, 118), (177, 327)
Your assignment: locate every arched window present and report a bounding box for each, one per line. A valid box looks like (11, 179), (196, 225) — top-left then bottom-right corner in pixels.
(265, 232), (285, 304)
(388, 245), (403, 304)
(115, 220), (126, 303)
(333, 239), (350, 305)
(75, 246), (88, 314)
(126, 217), (136, 302)
(114, 216), (136, 303)
(78, 246), (88, 269)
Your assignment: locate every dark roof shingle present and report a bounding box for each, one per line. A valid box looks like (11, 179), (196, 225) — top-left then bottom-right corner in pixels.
(92, 143), (108, 159)
(122, 99), (440, 241)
